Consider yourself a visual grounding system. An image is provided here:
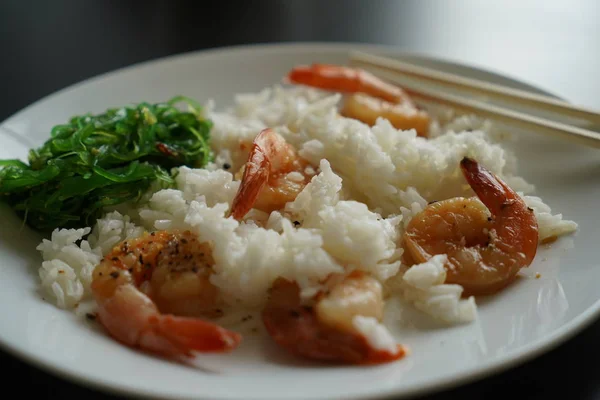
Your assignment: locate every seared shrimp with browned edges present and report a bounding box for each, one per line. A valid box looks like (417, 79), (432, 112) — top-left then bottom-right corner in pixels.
(262, 271), (406, 365)
(403, 157), (539, 296)
(90, 230), (242, 360)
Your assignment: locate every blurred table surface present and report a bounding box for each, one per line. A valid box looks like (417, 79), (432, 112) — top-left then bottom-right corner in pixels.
(1, 0), (599, 399)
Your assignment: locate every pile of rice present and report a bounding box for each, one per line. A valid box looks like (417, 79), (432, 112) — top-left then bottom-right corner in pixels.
(36, 84), (578, 342)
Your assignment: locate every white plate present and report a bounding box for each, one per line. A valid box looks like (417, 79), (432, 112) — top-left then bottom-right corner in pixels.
(0, 43), (598, 400)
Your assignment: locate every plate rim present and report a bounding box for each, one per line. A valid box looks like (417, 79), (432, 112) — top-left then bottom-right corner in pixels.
(1, 41), (598, 400)
(1, 41), (554, 129)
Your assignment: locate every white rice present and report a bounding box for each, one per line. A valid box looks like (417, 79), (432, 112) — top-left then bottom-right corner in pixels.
(36, 84), (578, 347)
(36, 212), (145, 309)
(523, 195), (579, 242)
(384, 254), (477, 324)
(353, 316), (399, 353)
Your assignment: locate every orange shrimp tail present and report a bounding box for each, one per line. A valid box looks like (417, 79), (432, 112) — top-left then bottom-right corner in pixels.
(262, 278), (404, 365)
(364, 344), (408, 365)
(286, 64), (406, 104)
(229, 130), (272, 220)
(285, 65), (320, 86)
(460, 157), (514, 214)
(93, 285), (242, 359)
(230, 128), (298, 220)
(286, 64), (363, 94)
(154, 315), (242, 355)
(460, 156), (539, 266)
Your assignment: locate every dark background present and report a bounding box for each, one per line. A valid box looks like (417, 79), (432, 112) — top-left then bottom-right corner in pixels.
(2, 1), (599, 399)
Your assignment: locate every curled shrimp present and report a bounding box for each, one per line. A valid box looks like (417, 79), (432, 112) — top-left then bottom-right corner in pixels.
(287, 63), (410, 103)
(403, 157), (539, 296)
(262, 271), (406, 365)
(286, 63), (430, 137)
(90, 230), (242, 359)
(229, 128), (313, 220)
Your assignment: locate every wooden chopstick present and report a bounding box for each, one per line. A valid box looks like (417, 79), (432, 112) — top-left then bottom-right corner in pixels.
(349, 50), (600, 125)
(351, 65), (600, 149)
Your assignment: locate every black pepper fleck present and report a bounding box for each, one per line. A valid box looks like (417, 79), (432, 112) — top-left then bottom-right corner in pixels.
(293, 221), (301, 227)
(86, 313), (96, 321)
(110, 271), (120, 279)
(223, 163), (231, 170)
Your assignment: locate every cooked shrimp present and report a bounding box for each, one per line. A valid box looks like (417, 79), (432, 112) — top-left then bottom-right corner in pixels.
(287, 63), (410, 104)
(403, 157), (539, 296)
(262, 271), (406, 365)
(286, 63), (430, 137)
(90, 229), (242, 359)
(341, 93), (430, 138)
(229, 128), (313, 220)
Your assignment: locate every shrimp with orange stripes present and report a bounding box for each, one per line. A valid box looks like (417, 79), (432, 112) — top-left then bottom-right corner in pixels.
(403, 157), (539, 296)
(229, 127), (314, 220)
(286, 63), (430, 137)
(90, 229), (242, 360)
(262, 271), (406, 365)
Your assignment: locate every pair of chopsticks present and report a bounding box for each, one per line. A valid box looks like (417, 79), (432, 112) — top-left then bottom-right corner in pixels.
(348, 50), (600, 148)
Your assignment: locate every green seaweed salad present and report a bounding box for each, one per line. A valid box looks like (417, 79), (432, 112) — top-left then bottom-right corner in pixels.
(0, 97), (213, 232)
